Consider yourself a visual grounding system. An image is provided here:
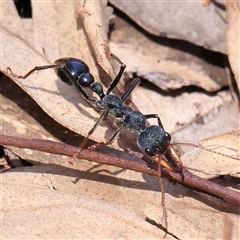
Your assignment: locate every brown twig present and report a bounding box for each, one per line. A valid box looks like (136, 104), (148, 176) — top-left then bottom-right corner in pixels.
(1, 134), (240, 207)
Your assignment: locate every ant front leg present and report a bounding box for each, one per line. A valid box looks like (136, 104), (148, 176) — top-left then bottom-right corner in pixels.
(88, 127), (123, 151)
(157, 152), (168, 229)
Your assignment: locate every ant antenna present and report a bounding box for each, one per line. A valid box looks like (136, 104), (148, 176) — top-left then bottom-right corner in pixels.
(169, 142), (240, 161)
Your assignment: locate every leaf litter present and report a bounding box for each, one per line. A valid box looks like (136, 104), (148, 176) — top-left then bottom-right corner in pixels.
(1, 1), (239, 239)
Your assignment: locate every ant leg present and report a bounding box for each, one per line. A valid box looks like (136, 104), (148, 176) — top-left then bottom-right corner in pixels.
(73, 111), (109, 163)
(157, 116), (164, 129)
(106, 54), (126, 95)
(157, 153), (168, 229)
(164, 148), (183, 173)
(79, 110), (109, 149)
(121, 78), (140, 102)
(88, 126), (123, 151)
(144, 114), (164, 129)
(6, 65), (57, 79)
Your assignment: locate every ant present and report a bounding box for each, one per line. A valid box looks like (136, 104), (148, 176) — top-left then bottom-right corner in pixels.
(7, 53), (240, 229)
(12, 53), (236, 227)
(7, 54), (183, 175)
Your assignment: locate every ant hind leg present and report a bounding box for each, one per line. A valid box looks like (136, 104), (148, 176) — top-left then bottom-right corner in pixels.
(7, 65), (57, 79)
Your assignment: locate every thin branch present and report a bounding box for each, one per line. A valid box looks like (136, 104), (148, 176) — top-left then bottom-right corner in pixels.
(1, 134), (239, 207)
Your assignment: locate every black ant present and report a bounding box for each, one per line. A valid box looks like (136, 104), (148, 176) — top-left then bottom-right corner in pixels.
(7, 54), (183, 175)
(7, 54), (185, 226)
(7, 53), (239, 228)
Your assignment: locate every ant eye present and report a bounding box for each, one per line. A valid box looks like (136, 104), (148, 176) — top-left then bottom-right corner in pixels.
(145, 148), (153, 156)
(165, 132), (171, 141)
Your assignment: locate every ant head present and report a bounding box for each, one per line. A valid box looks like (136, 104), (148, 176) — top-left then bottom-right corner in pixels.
(137, 125), (171, 158)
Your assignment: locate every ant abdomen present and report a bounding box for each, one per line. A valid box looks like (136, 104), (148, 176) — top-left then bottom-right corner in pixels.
(54, 58), (93, 86)
(54, 58), (105, 99)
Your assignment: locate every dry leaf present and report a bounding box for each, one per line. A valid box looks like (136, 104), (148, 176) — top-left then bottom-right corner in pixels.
(110, 0), (227, 53)
(109, 15), (228, 92)
(2, 171), (172, 239)
(78, 0), (115, 79)
(2, 162), (239, 239)
(1, 1), (122, 147)
(1, 75), (240, 239)
(182, 129), (240, 178)
(172, 101), (239, 146)
(226, 0), (240, 92)
(1, 2), (240, 239)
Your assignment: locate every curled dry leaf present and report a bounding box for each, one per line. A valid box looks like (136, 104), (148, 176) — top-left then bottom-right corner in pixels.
(1, 2), (239, 238)
(225, 0), (240, 92)
(109, 15), (228, 92)
(110, 0), (227, 53)
(77, 0), (115, 79)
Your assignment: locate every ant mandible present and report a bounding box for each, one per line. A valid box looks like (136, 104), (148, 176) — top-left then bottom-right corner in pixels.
(7, 54), (183, 174)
